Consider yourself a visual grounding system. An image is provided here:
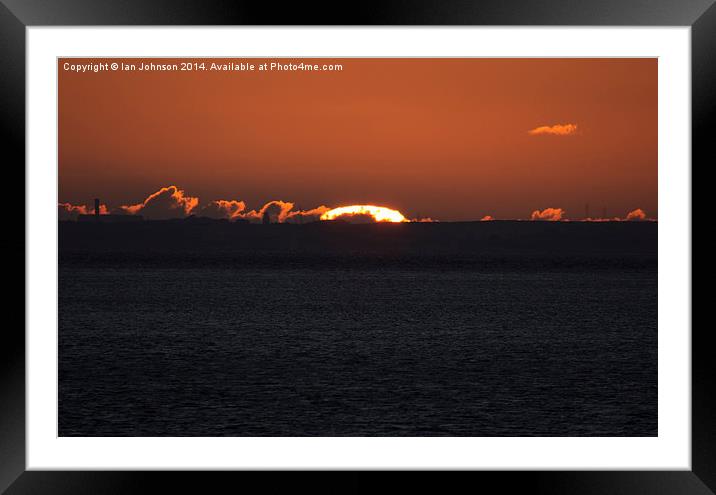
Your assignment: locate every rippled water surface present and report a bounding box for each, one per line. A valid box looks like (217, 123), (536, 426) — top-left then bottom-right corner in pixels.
(59, 265), (657, 436)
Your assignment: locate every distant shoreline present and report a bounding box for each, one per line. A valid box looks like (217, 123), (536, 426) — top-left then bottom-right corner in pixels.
(59, 218), (658, 224)
(59, 220), (657, 272)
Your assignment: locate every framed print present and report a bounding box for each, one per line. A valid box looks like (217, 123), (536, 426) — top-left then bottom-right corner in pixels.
(3, 0), (710, 492)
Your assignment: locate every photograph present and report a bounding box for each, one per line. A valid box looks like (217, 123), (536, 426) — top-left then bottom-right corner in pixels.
(57, 56), (658, 437)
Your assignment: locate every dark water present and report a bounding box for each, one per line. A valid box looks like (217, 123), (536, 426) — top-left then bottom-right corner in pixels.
(59, 263), (657, 436)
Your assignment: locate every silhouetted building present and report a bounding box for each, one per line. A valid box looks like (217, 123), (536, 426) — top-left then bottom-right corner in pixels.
(75, 196), (143, 222)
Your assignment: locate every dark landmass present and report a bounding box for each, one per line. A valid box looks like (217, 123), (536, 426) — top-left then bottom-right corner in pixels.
(59, 220), (657, 271)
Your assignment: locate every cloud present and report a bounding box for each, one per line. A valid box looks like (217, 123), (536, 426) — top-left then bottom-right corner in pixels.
(197, 199), (246, 220)
(528, 123), (578, 136)
(580, 208), (655, 222)
(284, 205), (331, 224)
(119, 186), (199, 219)
(235, 202), (330, 223)
(57, 188), (655, 224)
(59, 186), (422, 224)
(530, 207), (564, 221)
(61, 187), (332, 224)
(625, 208), (647, 221)
(58, 203), (88, 220)
(237, 200), (295, 223)
(58, 202), (108, 220)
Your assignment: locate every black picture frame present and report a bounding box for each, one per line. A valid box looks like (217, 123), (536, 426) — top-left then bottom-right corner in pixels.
(2, 0), (708, 492)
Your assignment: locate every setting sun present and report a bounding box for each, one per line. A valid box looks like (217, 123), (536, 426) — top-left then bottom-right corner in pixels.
(320, 205), (408, 223)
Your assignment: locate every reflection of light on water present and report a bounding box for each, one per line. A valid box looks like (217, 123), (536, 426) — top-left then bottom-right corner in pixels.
(320, 205), (408, 223)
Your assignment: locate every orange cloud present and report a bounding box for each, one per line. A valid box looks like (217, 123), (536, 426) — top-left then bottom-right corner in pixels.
(197, 199), (246, 220)
(530, 207), (564, 221)
(237, 200), (295, 223)
(528, 123), (578, 136)
(119, 186), (199, 219)
(58, 202), (108, 220)
(58, 187), (656, 224)
(625, 208), (647, 221)
(232, 202), (334, 223)
(69, 187), (334, 224)
(574, 209), (657, 222)
(284, 205), (331, 224)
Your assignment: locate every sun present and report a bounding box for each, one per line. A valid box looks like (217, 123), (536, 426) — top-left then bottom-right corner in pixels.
(320, 205), (408, 223)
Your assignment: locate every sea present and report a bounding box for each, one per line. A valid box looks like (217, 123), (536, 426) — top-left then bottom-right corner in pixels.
(58, 221), (657, 436)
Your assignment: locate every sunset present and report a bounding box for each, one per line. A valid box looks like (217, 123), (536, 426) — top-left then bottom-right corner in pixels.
(320, 204), (407, 223)
(58, 57), (658, 439)
(58, 58), (657, 222)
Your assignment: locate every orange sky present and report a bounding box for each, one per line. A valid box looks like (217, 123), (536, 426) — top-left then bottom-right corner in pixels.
(59, 58), (657, 221)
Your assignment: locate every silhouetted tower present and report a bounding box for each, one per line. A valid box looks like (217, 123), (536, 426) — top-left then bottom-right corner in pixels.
(262, 209), (271, 224)
(94, 198), (100, 217)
